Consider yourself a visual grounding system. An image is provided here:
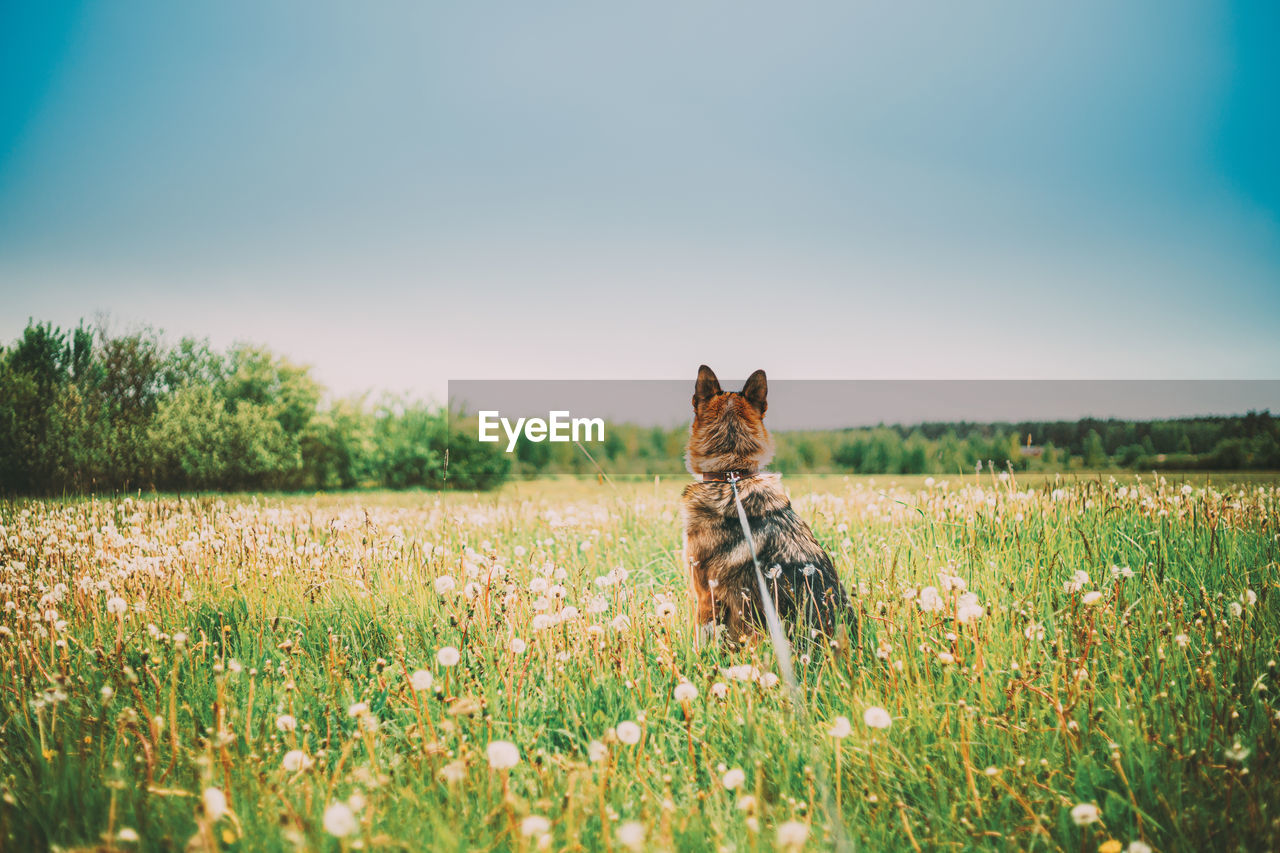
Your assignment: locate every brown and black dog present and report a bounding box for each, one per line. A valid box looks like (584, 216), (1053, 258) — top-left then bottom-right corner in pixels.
(681, 365), (854, 647)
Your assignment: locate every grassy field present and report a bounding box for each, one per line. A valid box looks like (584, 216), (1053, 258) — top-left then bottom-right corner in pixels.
(1, 473), (1277, 851)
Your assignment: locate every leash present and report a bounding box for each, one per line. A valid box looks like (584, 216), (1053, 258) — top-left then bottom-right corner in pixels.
(725, 473), (853, 853)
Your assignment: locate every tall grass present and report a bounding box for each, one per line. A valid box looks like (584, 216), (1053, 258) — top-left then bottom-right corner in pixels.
(0, 473), (1276, 851)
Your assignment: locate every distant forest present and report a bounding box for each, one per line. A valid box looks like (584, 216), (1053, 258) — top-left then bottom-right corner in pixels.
(1, 319), (1277, 495)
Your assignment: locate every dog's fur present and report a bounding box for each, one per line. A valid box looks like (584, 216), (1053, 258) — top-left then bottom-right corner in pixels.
(681, 365), (854, 646)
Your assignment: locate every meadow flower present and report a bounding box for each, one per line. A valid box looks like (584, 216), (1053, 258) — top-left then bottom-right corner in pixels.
(276, 714), (297, 732)
(202, 787), (228, 820)
(722, 767), (746, 790)
(863, 706), (891, 729)
(487, 740), (520, 769)
(1224, 743), (1250, 763)
(509, 637), (527, 655)
(282, 749), (312, 772)
(1174, 633), (1189, 648)
(828, 716), (851, 738)
(674, 682), (698, 702)
(737, 794), (757, 812)
(1082, 591), (1104, 606)
(438, 759), (467, 783)
(106, 596), (127, 615)
(437, 646), (461, 667)
(1229, 602), (1243, 618)
(1127, 842), (1153, 853)
(1064, 570), (1090, 594)
(1110, 565), (1135, 579)
(937, 652), (956, 665)
(616, 821), (645, 851)
(654, 600), (677, 620)
(1070, 803), (1100, 825)
(410, 669), (433, 691)
(116, 828), (140, 842)
(521, 815), (551, 837)
(777, 820), (809, 849)
(918, 586), (944, 612)
(434, 575), (456, 594)
(588, 740), (608, 762)
(955, 593), (985, 623)
(347, 702), (369, 717)
(1244, 589), (1257, 606)
(710, 682), (728, 699)
(616, 721), (642, 745)
(323, 802), (358, 837)
(758, 672), (780, 689)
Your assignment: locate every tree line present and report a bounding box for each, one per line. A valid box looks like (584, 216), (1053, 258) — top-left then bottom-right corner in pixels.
(3, 319), (1277, 495)
(0, 320), (508, 495)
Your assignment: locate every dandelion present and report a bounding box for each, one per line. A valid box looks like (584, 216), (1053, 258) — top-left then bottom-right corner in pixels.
(347, 702), (369, 718)
(1174, 633), (1189, 648)
(1064, 570), (1090, 594)
(918, 586), (944, 612)
(487, 740), (520, 769)
(106, 596), (127, 615)
(710, 682), (728, 699)
(674, 682), (698, 702)
(654, 600), (677, 620)
(435, 575), (456, 594)
(588, 740), (608, 762)
(1229, 601), (1243, 618)
(758, 672), (780, 689)
(616, 821), (645, 851)
(323, 801), (358, 837)
(1070, 802), (1100, 826)
(616, 721), (642, 745)
(777, 820), (809, 849)
(1127, 842), (1153, 853)
(202, 787), (228, 820)
(282, 749), (312, 772)
(410, 669), (433, 691)
(438, 759), (467, 783)
(1224, 743), (1250, 763)
(955, 592), (985, 623)
(116, 828), (140, 842)
(510, 637), (527, 654)
(937, 651), (956, 665)
(276, 714), (297, 732)
(1099, 842), (1122, 853)
(863, 706), (891, 729)
(722, 767), (746, 790)
(1244, 589), (1257, 606)
(828, 716), (852, 738)
(521, 815), (551, 837)
(1025, 622), (1045, 641)
(1082, 591), (1104, 606)
(437, 646), (461, 667)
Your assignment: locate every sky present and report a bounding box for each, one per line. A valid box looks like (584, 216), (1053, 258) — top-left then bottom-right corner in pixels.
(1, 1), (1278, 408)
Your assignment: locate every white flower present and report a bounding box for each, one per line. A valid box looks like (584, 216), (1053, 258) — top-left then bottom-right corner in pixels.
(521, 815), (551, 837)
(758, 672), (779, 689)
(918, 586), (944, 612)
(955, 592), (985, 623)
(710, 682), (729, 699)
(616, 821), (645, 851)
(347, 702), (369, 718)
(323, 802), (358, 837)
(509, 637), (527, 655)
(1081, 591), (1104, 606)
(828, 716), (851, 738)
(437, 646), (461, 667)
(674, 682), (698, 702)
(777, 820), (809, 848)
(937, 651), (956, 665)
(1024, 622), (1045, 641)
(487, 740), (520, 769)
(282, 749), (312, 772)
(863, 706), (891, 729)
(435, 575), (457, 595)
(116, 827), (140, 842)
(654, 600), (677, 620)
(722, 767), (746, 790)
(1229, 601), (1243, 618)
(411, 669), (433, 691)
(1174, 633), (1189, 648)
(1244, 589), (1257, 607)
(588, 740), (608, 762)
(106, 596), (127, 615)
(275, 714), (297, 732)
(1069, 802), (1100, 826)
(1064, 570), (1090, 594)
(1127, 843), (1152, 853)
(202, 787), (228, 820)
(616, 721), (642, 745)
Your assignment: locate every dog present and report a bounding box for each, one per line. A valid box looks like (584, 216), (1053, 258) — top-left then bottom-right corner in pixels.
(681, 365), (854, 648)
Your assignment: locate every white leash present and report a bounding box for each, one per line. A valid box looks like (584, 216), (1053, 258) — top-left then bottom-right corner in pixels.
(728, 475), (853, 853)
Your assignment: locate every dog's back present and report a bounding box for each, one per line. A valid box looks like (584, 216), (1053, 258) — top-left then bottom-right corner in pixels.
(681, 365), (854, 644)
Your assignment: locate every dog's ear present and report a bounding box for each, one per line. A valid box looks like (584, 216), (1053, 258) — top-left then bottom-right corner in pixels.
(742, 369), (767, 414)
(693, 365), (722, 408)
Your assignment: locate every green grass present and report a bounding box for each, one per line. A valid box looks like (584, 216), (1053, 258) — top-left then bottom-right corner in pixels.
(1, 473), (1277, 851)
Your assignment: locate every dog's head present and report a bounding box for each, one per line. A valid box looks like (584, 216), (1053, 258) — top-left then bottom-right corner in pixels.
(685, 365), (775, 476)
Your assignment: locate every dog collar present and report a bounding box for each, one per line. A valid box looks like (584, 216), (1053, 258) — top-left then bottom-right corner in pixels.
(698, 469), (757, 483)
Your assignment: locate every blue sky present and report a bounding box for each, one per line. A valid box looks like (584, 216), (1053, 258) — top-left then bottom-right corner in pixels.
(1, 1), (1277, 402)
